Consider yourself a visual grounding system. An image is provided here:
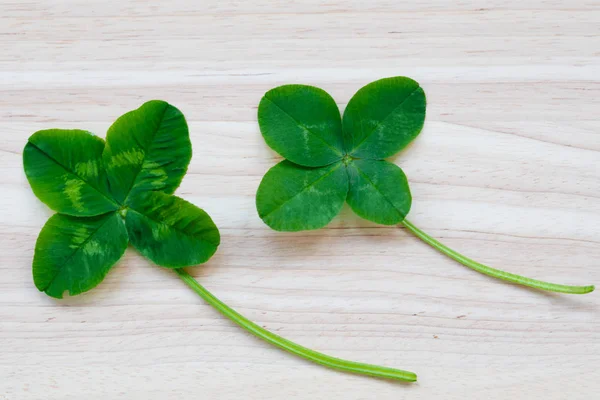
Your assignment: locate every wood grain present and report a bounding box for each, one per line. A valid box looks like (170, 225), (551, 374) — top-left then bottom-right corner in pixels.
(1, 1), (598, 398)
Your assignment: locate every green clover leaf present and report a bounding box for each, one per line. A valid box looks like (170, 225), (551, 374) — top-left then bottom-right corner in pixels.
(23, 101), (417, 383)
(257, 160), (349, 231)
(103, 100), (192, 203)
(24, 100), (219, 298)
(256, 77), (594, 295)
(33, 212), (128, 298)
(258, 84), (344, 166)
(125, 191), (220, 267)
(23, 129), (119, 216)
(346, 159), (412, 225)
(343, 76), (425, 158)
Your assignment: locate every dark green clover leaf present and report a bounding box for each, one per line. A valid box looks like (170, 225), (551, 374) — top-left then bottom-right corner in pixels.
(125, 191), (220, 268)
(258, 84), (344, 167)
(33, 212), (128, 298)
(343, 76), (425, 159)
(256, 76), (594, 295)
(24, 101), (417, 383)
(103, 100), (192, 203)
(24, 129), (118, 216)
(256, 160), (348, 231)
(346, 159), (412, 225)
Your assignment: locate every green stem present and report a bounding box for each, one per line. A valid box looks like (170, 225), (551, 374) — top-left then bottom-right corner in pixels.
(175, 268), (417, 382)
(401, 219), (594, 295)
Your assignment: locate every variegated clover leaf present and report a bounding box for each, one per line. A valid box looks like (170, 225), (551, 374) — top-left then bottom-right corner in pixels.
(24, 101), (220, 298)
(256, 77), (594, 295)
(23, 101), (417, 384)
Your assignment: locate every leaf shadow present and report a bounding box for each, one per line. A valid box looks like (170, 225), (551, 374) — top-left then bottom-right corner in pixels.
(249, 203), (412, 270)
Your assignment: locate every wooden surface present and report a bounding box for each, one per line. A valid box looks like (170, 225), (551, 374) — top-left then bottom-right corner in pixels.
(1, 1), (599, 399)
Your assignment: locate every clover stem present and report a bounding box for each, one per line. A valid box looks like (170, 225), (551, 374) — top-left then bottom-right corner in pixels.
(174, 268), (417, 382)
(400, 219), (594, 295)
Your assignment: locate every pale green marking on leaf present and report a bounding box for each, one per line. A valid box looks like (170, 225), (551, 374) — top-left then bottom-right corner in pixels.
(70, 226), (89, 245)
(151, 225), (161, 240)
(83, 240), (103, 256)
(144, 161), (161, 169)
(74, 159), (99, 179)
(148, 168), (168, 188)
(141, 160), (169, 188)
(63, 176), (85, 212)
(151, 223), (170, 240)
(108, 148), (145, 169)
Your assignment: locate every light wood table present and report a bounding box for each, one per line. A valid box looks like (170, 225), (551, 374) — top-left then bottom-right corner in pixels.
(1, 1), (598, 399)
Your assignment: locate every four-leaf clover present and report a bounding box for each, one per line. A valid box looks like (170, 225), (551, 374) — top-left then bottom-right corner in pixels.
(23, 100), (417, 383)
(24, 101), (220, 298)
(256, 77), (594, 295)
(256, 76), (425, 231)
